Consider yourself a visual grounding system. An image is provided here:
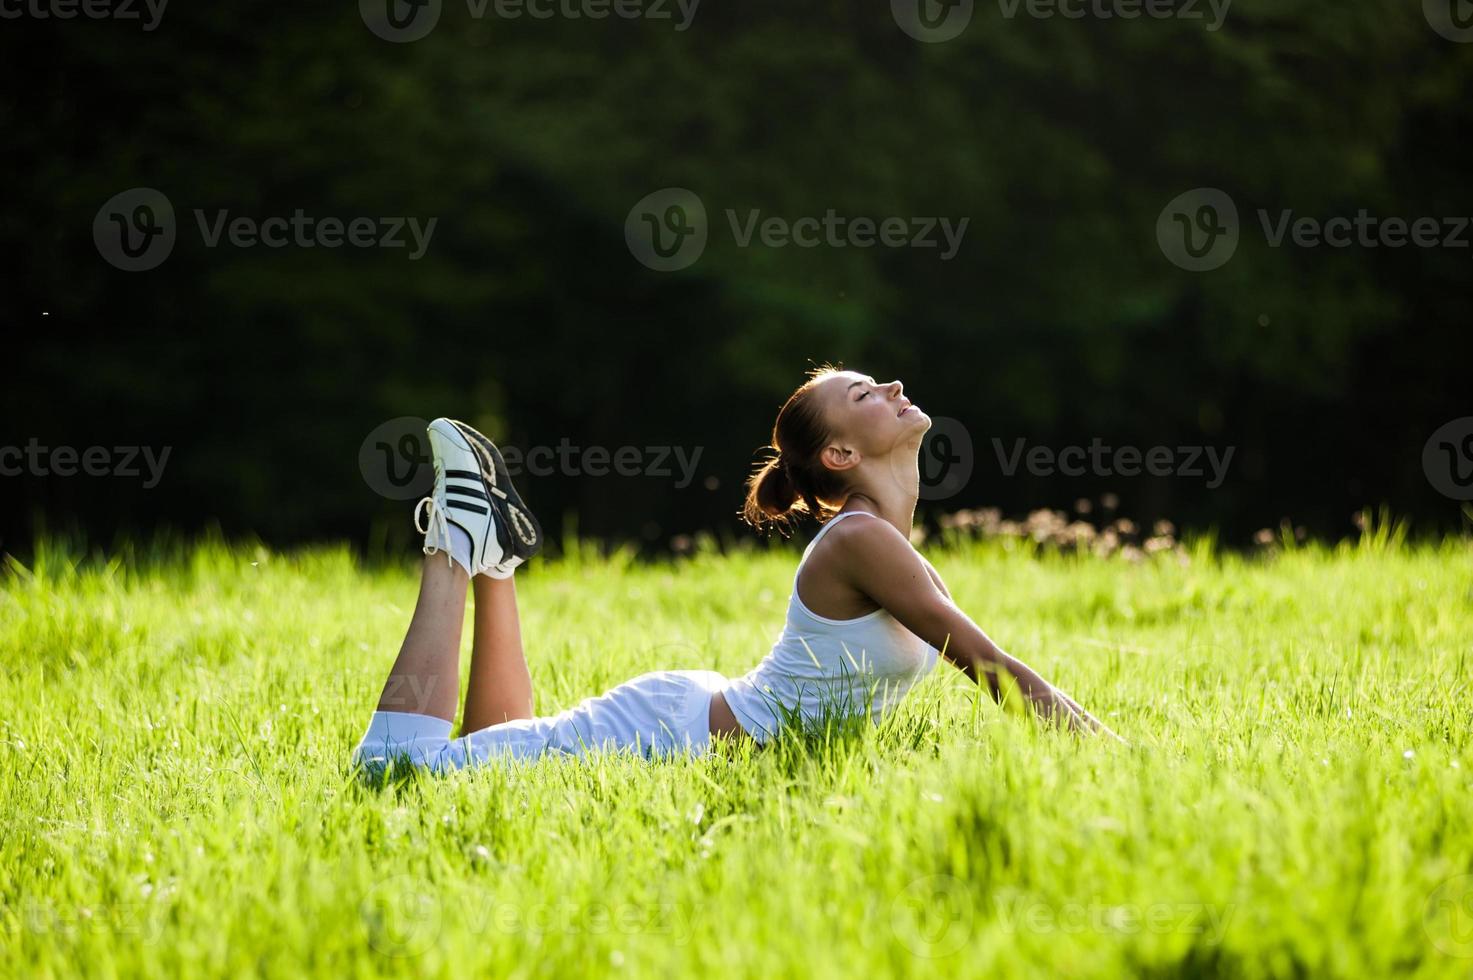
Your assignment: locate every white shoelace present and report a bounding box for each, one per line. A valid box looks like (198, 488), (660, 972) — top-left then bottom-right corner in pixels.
(414, 495), (454, 569)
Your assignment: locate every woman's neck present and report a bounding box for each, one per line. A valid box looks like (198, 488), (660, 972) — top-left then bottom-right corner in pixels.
(841, 458), (920, 538)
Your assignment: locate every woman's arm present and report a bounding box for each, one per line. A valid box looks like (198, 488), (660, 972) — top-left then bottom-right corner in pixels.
(833, 520), (1125, 742)
(918, 553), (952, 600)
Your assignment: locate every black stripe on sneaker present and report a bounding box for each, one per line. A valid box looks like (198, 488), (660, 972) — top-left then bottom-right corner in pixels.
(445, 469), (480, 480)
(446, 486), (488, 501)
(448, 500), (489, 515)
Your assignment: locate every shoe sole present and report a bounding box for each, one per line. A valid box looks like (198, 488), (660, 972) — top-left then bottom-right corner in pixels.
(447, 419), (544, 561)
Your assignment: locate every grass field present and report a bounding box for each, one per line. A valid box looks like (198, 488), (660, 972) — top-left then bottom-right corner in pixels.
(2, 525), (1471, 978)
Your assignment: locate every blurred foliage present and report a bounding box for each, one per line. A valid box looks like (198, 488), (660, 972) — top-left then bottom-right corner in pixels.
(2, 0), (1469, 555)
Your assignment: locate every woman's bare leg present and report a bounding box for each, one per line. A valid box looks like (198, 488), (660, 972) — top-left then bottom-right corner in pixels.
(461, 574), (535, 733)
(372, 556), (469, 722)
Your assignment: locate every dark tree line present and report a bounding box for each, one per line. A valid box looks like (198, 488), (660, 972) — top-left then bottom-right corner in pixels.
(3, 0), (1470, 557)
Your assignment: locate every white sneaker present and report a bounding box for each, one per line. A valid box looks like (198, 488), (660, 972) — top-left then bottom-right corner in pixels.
(443, 418), (544, 577)
(415, 417), (544, 577)
(415, 418), (506, 576)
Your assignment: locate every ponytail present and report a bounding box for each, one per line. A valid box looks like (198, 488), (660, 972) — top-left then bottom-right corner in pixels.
(743, 452), (799, 529)
(740, 365), (849, 536)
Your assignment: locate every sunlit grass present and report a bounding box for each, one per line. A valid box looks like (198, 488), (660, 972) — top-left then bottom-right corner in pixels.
(2, 532), (1470, 977)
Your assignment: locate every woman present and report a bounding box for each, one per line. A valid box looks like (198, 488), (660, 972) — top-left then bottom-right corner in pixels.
(351, 367), (1120, 775)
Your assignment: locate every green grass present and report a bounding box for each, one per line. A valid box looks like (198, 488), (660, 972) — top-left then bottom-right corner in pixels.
(2, 530), (1471, 978)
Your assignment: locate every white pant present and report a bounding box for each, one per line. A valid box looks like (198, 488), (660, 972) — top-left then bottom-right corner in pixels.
(351, 669), (729, 773)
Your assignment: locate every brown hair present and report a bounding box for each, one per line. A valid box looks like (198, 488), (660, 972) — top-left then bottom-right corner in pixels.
(741, 363), (853, 535)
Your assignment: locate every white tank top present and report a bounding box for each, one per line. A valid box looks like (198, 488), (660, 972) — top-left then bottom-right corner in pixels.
(721, 510), (940, 744)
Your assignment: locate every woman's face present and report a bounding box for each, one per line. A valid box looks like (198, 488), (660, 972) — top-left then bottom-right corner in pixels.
(813, 370), (931, 461)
